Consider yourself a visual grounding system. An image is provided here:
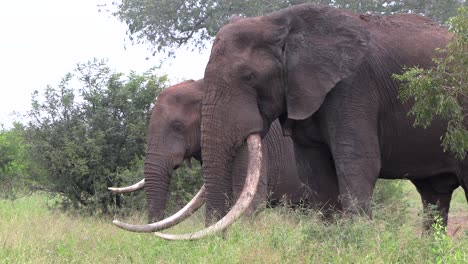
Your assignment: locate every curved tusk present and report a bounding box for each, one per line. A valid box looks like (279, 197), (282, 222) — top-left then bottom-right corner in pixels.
(108, 179), (145, 194)
(112, 185), (206, 232)
(154, 134), (262, 240)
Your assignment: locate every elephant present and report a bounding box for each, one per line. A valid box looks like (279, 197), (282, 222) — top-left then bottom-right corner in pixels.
(155, 4), (466, 240)
(111, 79), (341, 232)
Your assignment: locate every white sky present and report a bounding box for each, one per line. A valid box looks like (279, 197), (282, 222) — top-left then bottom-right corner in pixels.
(0, 0), (210, 128)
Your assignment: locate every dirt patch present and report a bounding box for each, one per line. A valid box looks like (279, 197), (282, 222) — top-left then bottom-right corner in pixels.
(448, 214), (468, 237)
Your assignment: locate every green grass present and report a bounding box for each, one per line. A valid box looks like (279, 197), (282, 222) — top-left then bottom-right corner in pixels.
(0, 181), (467, 263)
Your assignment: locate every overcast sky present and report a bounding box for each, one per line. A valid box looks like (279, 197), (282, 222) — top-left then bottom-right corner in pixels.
(0, 0), (210, 128)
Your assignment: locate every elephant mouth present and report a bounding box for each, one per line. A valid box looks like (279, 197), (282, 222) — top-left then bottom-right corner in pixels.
(110, 134), (263, 239)
(260, 114), (272, 138)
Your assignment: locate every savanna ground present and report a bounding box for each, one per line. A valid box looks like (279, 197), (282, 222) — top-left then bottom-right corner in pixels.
(0, 180), (467, 263)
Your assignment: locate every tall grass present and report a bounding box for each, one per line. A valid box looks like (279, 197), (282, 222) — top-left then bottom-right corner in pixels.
(0, 181), (467, 263)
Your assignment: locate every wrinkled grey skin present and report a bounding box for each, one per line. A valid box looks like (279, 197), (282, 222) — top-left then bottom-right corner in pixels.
(144, 79), (340, 222)
(200, 4), (466, 228)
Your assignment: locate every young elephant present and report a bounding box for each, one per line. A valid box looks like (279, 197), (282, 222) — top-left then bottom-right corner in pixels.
(111, 79), (340, 231)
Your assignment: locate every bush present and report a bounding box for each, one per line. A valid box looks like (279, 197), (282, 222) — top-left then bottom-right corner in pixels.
(26, 59), (168, 215)
(0, 123), (39, 199)
(166, 160), (204, 213)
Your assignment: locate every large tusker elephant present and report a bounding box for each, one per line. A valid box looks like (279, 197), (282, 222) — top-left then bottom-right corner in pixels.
(111, 79), (341, 232)
(156, 4), (466, 240)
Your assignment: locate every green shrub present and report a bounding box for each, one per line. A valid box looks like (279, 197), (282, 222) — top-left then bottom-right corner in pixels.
(26, 59), (168, 215)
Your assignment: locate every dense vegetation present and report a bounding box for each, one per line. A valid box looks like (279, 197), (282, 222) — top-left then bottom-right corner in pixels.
(0, 124), (35, 199)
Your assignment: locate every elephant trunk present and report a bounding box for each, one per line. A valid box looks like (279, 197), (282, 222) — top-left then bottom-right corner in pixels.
(200, 103), (235, 225)
(144, 150), (172, 223)
(198, 79), (265, 226)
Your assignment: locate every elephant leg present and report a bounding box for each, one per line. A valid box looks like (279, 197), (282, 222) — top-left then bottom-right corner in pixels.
(294, 144), (341, 216)
(334, 156), (380, 215)
(324, 101), (381, 215)
(332, 132), (380, 212)
(460, 160), (468, 203)
(411, 174), (459, 231)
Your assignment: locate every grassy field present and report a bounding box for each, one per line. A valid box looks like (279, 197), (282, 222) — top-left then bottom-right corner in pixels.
(0, 181), (467, 263)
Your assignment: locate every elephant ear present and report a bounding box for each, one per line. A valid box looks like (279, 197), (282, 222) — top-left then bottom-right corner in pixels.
(273, 7), (370, 120)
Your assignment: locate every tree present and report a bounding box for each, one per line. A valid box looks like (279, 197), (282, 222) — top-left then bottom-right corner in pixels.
(27, 59), (169, 214)
(105, 0), (466, 56)
(332, 1), (464, 23)
(394, 7), (467, 159)
(105, 0), (313, 56)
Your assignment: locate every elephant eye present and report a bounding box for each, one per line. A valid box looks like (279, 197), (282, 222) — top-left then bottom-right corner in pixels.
(242, 72), (256, 84)
(171, 121), (185, 132)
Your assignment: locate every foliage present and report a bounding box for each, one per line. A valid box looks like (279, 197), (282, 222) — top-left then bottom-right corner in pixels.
(104, 0), (466, 55)
(26, 59), (168, 214)
(0, 124), (39, 198)
(104, 0), (308, 56)
(373, 179), (407, 205)
(166, 160), (203, 212)
(333, 0), (464, 22)
(431, 215), (463, 263)
(394, 7), (468, 159)
(0, 124), (26, 179)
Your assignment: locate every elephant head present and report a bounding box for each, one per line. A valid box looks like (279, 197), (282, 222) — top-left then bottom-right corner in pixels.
(133, 79), (204, 222)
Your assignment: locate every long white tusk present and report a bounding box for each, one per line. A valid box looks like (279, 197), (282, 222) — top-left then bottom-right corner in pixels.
(154, 134), (262, 240)
(108, 179), (145, 193)
(112, 185), (206, 232)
